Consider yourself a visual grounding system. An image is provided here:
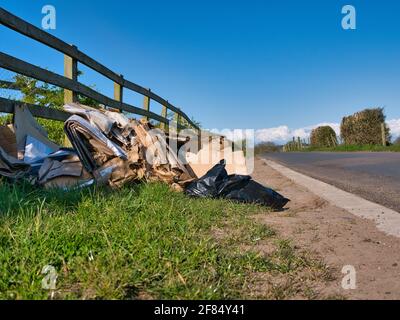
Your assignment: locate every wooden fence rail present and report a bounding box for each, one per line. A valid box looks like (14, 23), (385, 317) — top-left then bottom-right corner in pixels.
(0, 7), (199, 134)
(0, 79), (19, 90)
(0, 97), (70, 122)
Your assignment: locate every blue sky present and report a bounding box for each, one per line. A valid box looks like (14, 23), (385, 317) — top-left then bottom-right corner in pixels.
(1, 0), (400, 142)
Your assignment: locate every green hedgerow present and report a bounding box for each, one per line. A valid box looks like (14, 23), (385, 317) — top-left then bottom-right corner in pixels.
(310, 126), (337, 148)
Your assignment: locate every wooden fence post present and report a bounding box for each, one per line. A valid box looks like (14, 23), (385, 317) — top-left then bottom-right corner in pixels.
(173, 112), (178, 133)
(174, 110), (181, 130)
(143, 89), (150, 121)
(114, 75), (123, 112)
(63, 46), (77, 146)
(64, 45), (78, 104)
(160, 103), (167, 131)
(197, 128), (202, 151)
(381, 123), (386, 146)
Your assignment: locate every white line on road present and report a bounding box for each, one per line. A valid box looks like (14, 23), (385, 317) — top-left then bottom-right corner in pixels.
(264, 159), (400, 238)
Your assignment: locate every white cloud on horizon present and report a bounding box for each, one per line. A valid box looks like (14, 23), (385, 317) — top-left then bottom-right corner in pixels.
(387, 119), (400, 141)
(255, 122), (340, 144)
(255, 119), (400, 144)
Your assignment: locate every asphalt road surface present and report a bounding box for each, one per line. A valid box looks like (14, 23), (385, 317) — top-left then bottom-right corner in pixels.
(263, 152), (400, 213)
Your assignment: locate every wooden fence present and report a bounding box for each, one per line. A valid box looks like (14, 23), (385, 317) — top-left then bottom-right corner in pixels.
(0, 8), (200, 135)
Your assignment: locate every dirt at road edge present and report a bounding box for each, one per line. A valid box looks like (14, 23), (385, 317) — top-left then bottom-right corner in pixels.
(251, 158), (400, 299)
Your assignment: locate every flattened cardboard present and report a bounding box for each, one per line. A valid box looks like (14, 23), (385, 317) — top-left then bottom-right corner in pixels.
(0, 124), (17, 157)
(0, 146), (30, 179)
(14, 104), (59, 160)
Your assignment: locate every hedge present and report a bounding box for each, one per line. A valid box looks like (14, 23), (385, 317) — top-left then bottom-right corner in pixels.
(310, 126), (337, 147)
(341, 108), (390, 145)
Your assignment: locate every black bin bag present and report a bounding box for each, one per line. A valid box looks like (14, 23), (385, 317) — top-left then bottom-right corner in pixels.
(184, 159), (228, 198)
(185, 160), (290, 210)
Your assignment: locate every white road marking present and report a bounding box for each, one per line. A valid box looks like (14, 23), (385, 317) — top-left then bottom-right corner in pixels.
(264, 159), (400, 238)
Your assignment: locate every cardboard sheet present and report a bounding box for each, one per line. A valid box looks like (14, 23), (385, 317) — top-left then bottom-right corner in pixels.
(14, 104), (59, 160)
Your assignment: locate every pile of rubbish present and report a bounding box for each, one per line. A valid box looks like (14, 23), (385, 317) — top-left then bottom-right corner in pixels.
(0, 102), (289, 210)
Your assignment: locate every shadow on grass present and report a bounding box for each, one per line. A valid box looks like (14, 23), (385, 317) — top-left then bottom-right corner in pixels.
(0, 177), (286, 219)
(0, 178), (147, 219)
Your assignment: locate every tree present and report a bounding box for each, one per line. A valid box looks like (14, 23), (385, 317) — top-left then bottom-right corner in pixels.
(310, 126), (337, 147)
(2, 74), (200, 144)
(7, 74), (100, 145)
(254, 141), (280, 154)
(14, 73), (99, 109)
(341, 108), (390, 145)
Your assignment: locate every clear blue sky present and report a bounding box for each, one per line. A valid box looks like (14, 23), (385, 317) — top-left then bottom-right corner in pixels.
(2, 0), (400, 132)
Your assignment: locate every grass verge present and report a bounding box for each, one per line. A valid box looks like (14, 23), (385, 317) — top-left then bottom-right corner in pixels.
(0, 180), (333, 299)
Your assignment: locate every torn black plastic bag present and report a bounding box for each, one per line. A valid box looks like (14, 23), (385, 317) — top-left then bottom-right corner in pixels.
(185, 160), (290, 210)
(218, 178), (289, 210)
(184, 159), (228, 198)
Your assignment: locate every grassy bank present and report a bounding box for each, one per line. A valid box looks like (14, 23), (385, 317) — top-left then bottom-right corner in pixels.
(302, 144), (400, 152)
(0, 181), (331, 300)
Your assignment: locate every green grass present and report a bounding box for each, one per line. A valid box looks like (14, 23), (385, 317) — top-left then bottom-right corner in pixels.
(0, 181), (331, 300)
(302, 144), (400, 152)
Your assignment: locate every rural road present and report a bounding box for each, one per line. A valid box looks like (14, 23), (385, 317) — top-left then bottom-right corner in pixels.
(263, 152), (400, 213)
